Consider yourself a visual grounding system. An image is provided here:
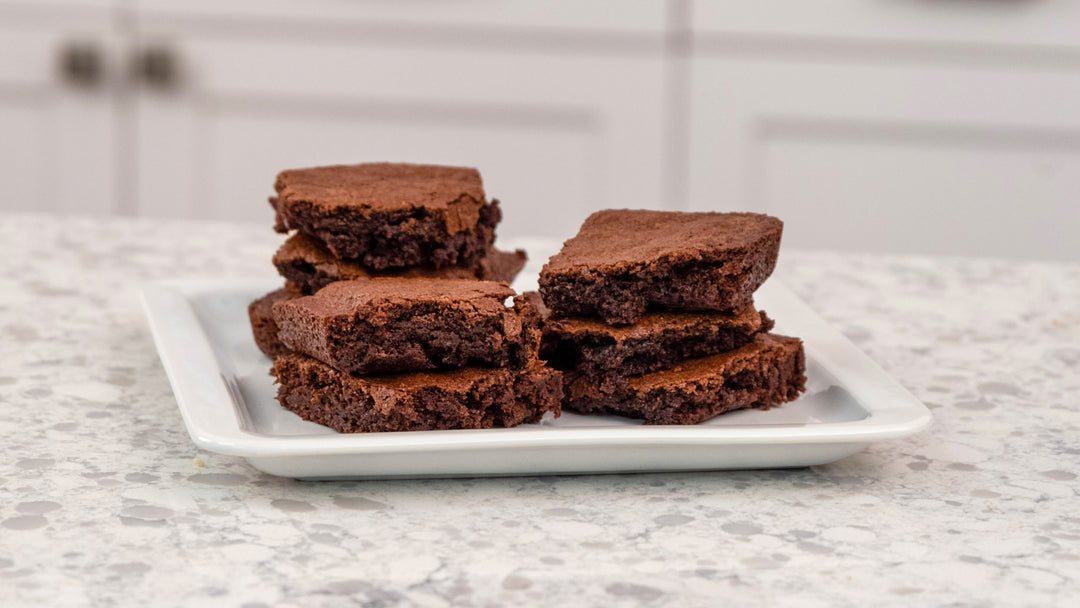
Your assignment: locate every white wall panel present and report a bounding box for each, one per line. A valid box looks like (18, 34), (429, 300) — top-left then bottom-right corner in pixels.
(0, 20), (117, 215)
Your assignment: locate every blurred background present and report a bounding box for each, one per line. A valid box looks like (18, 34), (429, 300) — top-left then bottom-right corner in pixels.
(2, 0), (1078, 260)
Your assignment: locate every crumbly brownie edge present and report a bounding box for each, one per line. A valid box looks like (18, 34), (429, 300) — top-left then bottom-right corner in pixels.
(269, 196), (288, 233)
(280, 198), (500, 270)
(271, 355), (563, 433)
(541, 310), (775, 381)
(274, 257), (334, 295)
(248, 288), (297, 358)
(538, 227), (781, 324)
(563, 334), (805, 425)
(479, 248), (528, 284)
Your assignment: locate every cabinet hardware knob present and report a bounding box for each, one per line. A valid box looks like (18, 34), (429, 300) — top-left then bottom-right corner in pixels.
(58, 40), (105, 88)
(136, 44), (180, 90)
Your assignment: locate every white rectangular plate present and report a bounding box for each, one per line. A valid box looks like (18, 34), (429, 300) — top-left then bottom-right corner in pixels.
(141, 264), (930, 479)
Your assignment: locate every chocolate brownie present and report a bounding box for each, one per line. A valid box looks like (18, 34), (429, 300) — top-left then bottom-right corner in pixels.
(273, 163), (500, 270)
(273, 233), (527, 294)
(563, 333), (806, 425)
(248, 287), (298, 358)
(272, 278), (540, 374)
(478, 248), (529, 287)
(272, 353), (562, 433)
(539, 210), (783, 324)
(540, 299), (774, 384)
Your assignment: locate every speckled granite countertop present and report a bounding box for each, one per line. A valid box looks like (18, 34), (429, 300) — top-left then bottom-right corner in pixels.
(1, 214), (1078, 607)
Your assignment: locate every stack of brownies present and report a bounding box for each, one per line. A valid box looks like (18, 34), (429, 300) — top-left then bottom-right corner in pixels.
(248, 163), (562, 432)
(537, 209), (806, 425)
(250, 163), (806, 433)
(249, 162), (528, 359)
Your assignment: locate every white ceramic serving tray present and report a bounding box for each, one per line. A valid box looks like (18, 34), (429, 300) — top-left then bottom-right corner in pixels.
(141, 263), (930, 479)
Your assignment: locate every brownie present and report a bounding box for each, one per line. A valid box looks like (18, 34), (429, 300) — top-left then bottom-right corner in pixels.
(540, 299), (774, 385)
(272, 278), (541, 374)
(562, 333), (806, 425)
(248, 287), (299, 358)
(478, 248), (529, 287)
(539, 210), (783, 324)
(272, 163), (500, 270)
(272, 353), (562, 433)
(273, 232), (526, 294)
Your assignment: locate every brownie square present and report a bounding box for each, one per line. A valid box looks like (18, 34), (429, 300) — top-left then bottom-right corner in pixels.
(273, 163), (500, 270)
(562, 333), (806, 425)
(248, 287), (299, 358)
(539, 210), (783, 324)
(272, 232), (526, 295)
(539, 297), (774, 386)
(272, 353), (562, 433)
(272, 278), (540, 374)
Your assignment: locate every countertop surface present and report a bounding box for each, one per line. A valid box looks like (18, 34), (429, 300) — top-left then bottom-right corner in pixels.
(1, 214), (1078, 608)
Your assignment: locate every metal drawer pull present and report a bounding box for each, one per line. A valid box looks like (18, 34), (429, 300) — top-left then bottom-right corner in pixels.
(58, 40), (104, 88)
(135, 45), (181, 90)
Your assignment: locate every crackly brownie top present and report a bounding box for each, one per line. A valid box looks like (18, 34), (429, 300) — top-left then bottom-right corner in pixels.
(276, 277), (516, 318)
(544, 210), (783, 273)
(275, 163), (486, 232)
(546, 302), (766, 340)
(628, 334), (801, 391)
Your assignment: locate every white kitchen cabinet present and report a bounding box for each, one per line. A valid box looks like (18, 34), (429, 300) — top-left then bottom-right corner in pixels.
(133, 32), (666, 240)
(688, 56), (1080, 261)
(0, 4), (118, 215)
(687, 1), (1080, 261)
(3, 0), (1079, 261)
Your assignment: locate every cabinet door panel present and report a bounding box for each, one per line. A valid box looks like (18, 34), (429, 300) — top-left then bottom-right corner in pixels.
(689, 60), (1080, 260)
(135, 0), (666, 34)
(761, 130), (1080, 260)
(136, 39), (665, 240)
(0, 101), (46, 207)
(0, 23), (116, 215)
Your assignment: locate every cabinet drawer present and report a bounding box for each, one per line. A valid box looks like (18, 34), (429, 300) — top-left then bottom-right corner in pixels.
(688, 58), (1080, 260)
(0, 0), (117, 9)
(137, 0), (667, 35)
(692, 1), (1080, 52)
